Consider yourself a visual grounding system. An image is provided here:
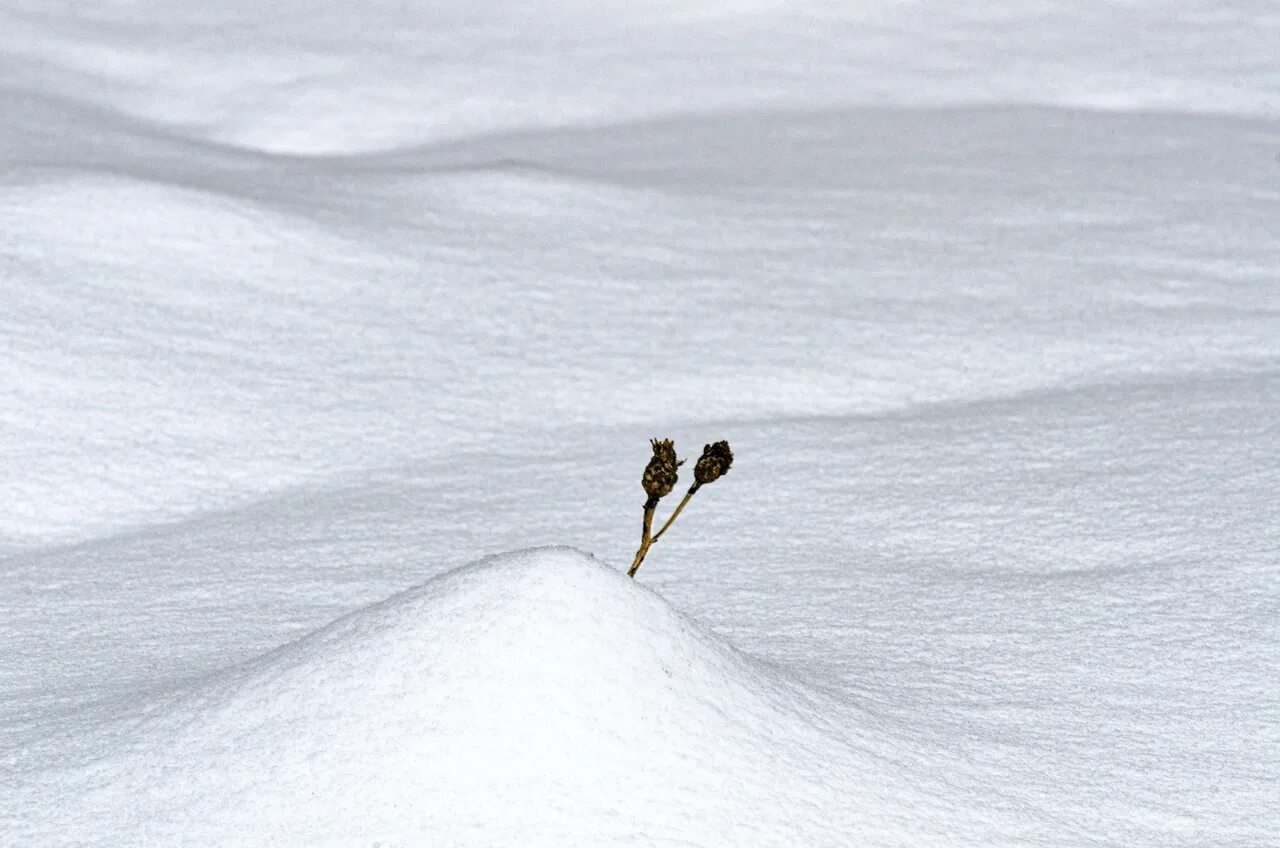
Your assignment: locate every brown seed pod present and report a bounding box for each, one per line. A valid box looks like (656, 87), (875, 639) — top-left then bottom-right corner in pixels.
(642, 438), (683, 501)
(693, 440), (733, 488)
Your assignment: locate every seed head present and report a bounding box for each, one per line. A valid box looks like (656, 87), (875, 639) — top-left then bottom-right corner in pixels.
(642, 438), (683, 501)
(693, 440), (733, 489)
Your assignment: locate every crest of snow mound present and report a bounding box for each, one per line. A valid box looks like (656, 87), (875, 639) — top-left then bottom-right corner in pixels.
(14, 548), (927, 846)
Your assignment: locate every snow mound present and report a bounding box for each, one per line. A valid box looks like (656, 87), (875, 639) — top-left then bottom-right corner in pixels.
(12, 548), (928, 846)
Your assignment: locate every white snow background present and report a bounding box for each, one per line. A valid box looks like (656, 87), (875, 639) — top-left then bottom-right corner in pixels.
(2, 1), (1279, 845)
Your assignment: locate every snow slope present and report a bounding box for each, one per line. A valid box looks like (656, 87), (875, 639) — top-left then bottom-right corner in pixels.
(3, 1), (1278, 152)
(2, 1), (1279, 845)
(4, 104), (1278, 549)
(6, 377), (1276, 846)
(12, 547), (975, 847)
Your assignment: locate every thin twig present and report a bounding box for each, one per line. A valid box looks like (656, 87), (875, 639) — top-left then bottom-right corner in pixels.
(627, 497), (659, 577)
(651, 485), (700, 542)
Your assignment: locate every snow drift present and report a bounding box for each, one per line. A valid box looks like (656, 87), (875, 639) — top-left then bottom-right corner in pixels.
(10, 547), (966, 846)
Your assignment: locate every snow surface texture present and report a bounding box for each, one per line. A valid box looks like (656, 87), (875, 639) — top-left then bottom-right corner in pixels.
(3, 1), (1280, 846)
(15, 548), (986, 846)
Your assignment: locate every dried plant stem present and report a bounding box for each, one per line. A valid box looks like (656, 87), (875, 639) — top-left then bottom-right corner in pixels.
(630, 486), (704, 577)
(626, 438), (732, 579)
(627, 497), (659, 578)
(651, 485), (700, 542)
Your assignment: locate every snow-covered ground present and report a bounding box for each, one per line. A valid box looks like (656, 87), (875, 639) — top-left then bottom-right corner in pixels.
(3, 2), (1279, 845)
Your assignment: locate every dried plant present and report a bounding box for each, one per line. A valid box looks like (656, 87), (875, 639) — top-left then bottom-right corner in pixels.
(627, 438), (733, 578)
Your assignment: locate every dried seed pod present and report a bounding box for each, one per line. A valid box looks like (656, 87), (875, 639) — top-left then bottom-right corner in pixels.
(642, 438), (683, 501)
(693, 440), (733, 488)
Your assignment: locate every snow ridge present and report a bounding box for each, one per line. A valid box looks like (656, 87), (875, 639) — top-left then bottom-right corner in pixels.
(10, 547), (951, 847)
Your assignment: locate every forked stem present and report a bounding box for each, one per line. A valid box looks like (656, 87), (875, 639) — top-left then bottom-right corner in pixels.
(630, 486), (704, 577)
(627, 438), (732, 579)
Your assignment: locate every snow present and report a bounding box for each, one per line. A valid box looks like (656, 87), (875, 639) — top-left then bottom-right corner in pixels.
(12, 548), (949, 846)
(3, 1), (1280, 845)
